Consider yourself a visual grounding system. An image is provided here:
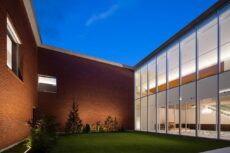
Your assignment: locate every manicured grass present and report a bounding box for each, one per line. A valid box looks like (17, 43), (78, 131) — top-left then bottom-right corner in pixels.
(2, 140), (28, 153)
(3, 132), (230, 153)
(51, 132), (230, 153)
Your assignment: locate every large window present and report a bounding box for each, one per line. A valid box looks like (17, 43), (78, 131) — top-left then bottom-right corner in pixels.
(219, 71), (230, 140)
(220, 4), (230, 72)
(7, 17), (22, 80)
(197, 75), (217, 138)
(38, 75), (57, 93)
(167, 44), (179, 89)
(157, 53), (167, 92)
(135, 99), (141, 130)
(148, 60), (156, 94)
(197, 15), (218, 79)
(135, 70), (141, 99)
(181, 32), (196, 84)
(148, 94), (156, 132)
(141, 97), (148, 131)
(167, 88), (179, 134)
(157, 91), (166, 133)
(141, 66), (148, 97)
(181, 82), (196, 136)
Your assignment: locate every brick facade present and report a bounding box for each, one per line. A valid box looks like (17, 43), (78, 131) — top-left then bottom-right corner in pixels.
(0, 0), (134, 150)
(37, 47), (134, 131)
(0, 0), (38, 149)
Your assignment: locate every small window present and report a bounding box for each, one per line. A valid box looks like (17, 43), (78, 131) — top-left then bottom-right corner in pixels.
(38, 75), (57, 93)
(6, 17), (22, 80)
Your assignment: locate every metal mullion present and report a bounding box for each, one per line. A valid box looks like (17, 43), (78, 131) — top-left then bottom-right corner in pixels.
(166, 52), (168, 134)
(195, 27), (199, 137)
(217, 10), (221, 140)
(156, 57), (158, 133)
(147, 65), (149, 132)
(179, 41), (182, 135)
(140, 70), (142, 131)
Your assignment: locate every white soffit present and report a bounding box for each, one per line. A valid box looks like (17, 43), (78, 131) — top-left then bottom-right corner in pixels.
(22, 0), (42, 46)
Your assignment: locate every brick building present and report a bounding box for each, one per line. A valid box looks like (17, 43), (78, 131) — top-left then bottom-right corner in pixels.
(0, 0), (134, 151)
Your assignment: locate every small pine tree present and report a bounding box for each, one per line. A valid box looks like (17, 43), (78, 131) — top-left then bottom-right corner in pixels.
(65, 98), (82, 134)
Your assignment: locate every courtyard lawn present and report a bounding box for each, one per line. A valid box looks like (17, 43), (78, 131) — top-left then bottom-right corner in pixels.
(2, 140), (28, 153)
(3, 132), (230, 153)
(52, 132), (230, 153)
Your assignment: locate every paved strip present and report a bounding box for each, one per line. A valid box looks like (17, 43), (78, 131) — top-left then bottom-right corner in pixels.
(200, 147), (230, 153)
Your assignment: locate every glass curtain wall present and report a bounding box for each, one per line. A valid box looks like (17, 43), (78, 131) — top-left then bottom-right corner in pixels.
(134, 3), (230, 140)
(219, 5), (230, 140)
(157, 53), (167, 133)
(181, 82), (196, 136)
(197, 75), (217, 138)
(167, 44), (179, 89)
(148, 60), (156, 132)
(220, 4), (230, 72)
(167, 88), (179, 134)
(197, 15), (218, 79)
(157, 91), (166, 133)
(135, 71), (141, 130)
(181, 32), (196, 85)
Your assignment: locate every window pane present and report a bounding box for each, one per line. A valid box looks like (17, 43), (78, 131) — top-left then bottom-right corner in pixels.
(220, 93), (230, 140)
(148, 94), (156, 132)
(157, 53), (166, 92)
(135, 71), (141, 99)
(167, 88), (179, 134)
(198, 50), (217, 79)
(135, 99), (141, 130)
(181, 32), (196, 84)
(181, 82), (196, 136)
(7, 35), (12, 69)
(220, 71), (230, 140)
(38, 75), (57, 93)
(168, 44), (179, 89)
(198, 15), (217, 79)
(197, 75), (217, 138)
(157, 91), (166, 133)
(141, 66), (148, 97)
(220, 4), (230, 72)
(141, 97), (147, 131)
(148, 60), (156, 94)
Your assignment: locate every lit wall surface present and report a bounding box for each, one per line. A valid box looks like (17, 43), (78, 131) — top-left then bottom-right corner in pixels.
(134, 3), (230, 140)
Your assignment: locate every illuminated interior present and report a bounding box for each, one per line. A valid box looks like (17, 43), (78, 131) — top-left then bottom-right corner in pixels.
(134, 3), (230, 140)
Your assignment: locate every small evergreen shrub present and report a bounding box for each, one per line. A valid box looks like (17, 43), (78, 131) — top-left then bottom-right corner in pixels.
(83, 123), (91, 133)
(65, 98), (82, 134)
(29, 115), (59, 153)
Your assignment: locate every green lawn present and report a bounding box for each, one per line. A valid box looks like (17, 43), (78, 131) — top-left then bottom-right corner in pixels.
(3, 132), (230, 153)
(52, 132), (230, 153)
(2, 140), (28, 153)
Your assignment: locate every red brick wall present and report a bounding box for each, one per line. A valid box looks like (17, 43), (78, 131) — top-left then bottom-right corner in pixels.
(0, 0), (38, 149)
(38, 47), (134, 131)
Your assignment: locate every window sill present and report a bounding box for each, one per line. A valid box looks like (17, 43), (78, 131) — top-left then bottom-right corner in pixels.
(6, 65), (24, 84)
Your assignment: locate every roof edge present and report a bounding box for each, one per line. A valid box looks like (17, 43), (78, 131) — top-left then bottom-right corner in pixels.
(22, 0), (42, 46)
(134, 0), (229, 69)
(39, 45), (134, 70)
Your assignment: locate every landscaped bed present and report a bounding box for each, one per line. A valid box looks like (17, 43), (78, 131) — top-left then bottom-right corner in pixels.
(3, 132), (230, 153)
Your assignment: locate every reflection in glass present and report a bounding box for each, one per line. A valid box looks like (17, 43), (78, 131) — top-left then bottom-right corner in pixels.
(168, 44), (179, 89)
(181, 32), (196, 84)
(157, 92), (166, 133)
(135, 71), (141, 99)
(141, 67), (148, 97)
(135, 99), (141, 130)
(148, 60), (156, 94)
(198, 15), (217, 79)
(157, 53), (167, 92)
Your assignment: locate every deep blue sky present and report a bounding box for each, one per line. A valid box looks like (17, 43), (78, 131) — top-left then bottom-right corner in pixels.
(33, 0), (217, 66)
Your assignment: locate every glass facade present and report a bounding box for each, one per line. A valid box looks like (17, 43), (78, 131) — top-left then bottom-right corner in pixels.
(134, 3), (230, 140)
